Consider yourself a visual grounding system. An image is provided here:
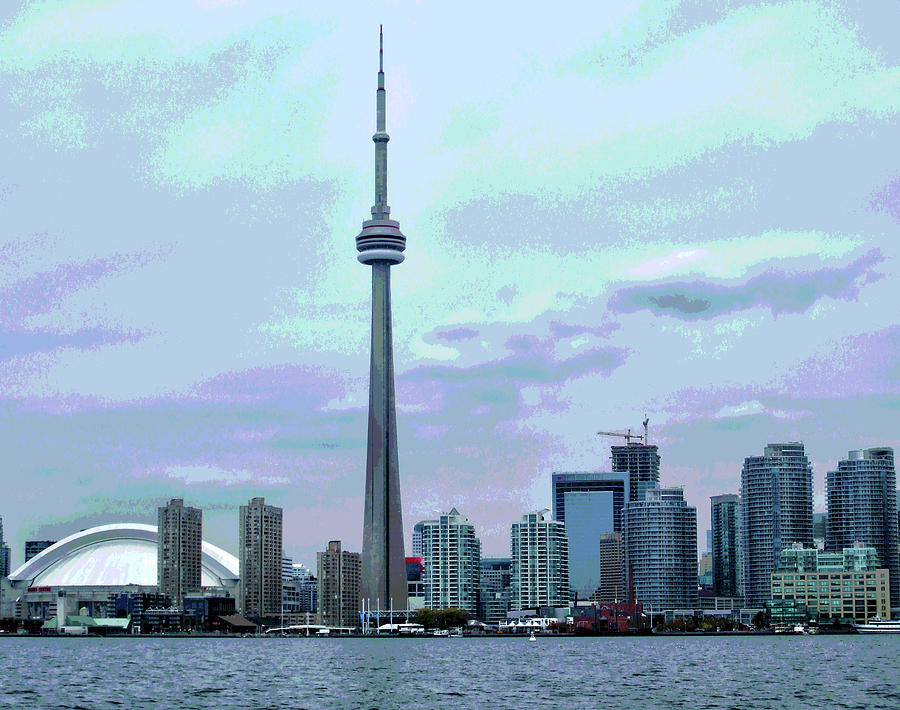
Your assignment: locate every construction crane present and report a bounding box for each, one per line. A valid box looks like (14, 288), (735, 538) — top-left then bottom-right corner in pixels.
(597, 416), (650, 445)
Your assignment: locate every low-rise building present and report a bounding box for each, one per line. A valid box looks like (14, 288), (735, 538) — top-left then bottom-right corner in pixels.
(770, 543), (890, 623)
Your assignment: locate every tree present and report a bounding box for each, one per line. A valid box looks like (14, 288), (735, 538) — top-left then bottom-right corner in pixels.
(413, 608), (470, 630)
(752, 611), (767, 629)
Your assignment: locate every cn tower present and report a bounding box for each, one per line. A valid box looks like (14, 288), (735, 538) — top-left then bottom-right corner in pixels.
(357, 26), (407, 610)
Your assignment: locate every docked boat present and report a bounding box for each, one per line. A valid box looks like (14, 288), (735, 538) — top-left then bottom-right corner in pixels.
(853, 618), (900, 634)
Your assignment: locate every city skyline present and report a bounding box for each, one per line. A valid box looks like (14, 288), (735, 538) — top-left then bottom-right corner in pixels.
(1, 2), (899, 569)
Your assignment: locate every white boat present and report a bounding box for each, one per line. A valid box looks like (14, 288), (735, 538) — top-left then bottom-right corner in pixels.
(528, 631), (537, 642)
(853, 617), (900, 633)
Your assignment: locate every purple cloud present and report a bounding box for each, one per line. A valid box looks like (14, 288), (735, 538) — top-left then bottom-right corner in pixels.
(434, 327), (479, 342)
(610, 249), (884, 320)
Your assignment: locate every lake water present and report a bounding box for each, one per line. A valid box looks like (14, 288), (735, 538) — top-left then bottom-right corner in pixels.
(1, 635), (899, 709)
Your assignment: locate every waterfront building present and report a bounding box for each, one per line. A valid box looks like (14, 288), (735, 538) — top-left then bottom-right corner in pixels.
(157, 498), (202, 608)
(552, 472), (627, 600)
(7, 523), (238, 621)
(292, 563), (318, 614)
(510, 510), (569, 610)
(611, 443), (660, 503)
(183, 595), (237, 631)
(590, 533), (624, 603)
(420, 508), (480, 616)
(357, 27), (408, 612)
(238, 497), (283, 618)
(0, 517), (9, 578)
(479, 557), (512, 623)
(406, 557), (425, 610)
(317, 540), (360, 627)
(741, 443), (813, 608)
(770, 542), (890, 623)
(710, 494), (742, 599)
(624, 487), (698, 610)
(24, 540), (56, 563)
(826, 447), (899, 608)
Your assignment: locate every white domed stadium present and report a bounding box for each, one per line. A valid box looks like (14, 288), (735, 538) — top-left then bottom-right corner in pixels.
(6, 523), (239, 620)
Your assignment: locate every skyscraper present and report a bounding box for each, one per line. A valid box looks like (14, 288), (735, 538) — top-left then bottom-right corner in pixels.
(611, 443), (661, 503)
(239, 497), (283, 618)
(358, 27), (407, 612)
(741, 443), (813, 608)
(552, 472), (628, 600)
(510, 510), (569, 610)
(157, 498), (202, 608)
(624, 487), (698, 610)
(826, 447), (898, 607)
(420, 508), (481, 616)
(710, 494), (741, 598)
(317, 540), (361, 627)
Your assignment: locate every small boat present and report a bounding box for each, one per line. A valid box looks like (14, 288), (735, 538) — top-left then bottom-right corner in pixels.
(853, 617), (900, 634)
(528, 631), (537, 642)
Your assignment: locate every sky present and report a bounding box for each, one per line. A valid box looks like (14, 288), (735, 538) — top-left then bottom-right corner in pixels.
(1, 0), (898, 570)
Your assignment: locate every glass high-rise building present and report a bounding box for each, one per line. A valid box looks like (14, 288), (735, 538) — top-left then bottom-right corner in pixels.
(552, 472), (627, 600)
(710, 494), (741, 599)
(239, 497), (283, 618)
(611, 444), (660, 503)
(510, 510), (569, 610)
(419, 508), (481, 616)
(741, 443), (813, 608)
(826, 447), (898, 608)
(157, 498), (202, 608)
(624, 487), (697, 610)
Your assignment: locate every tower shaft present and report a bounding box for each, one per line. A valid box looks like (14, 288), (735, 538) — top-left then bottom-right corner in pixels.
(361, 263), (407, 608)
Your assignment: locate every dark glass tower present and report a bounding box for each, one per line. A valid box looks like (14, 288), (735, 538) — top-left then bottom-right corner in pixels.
(357, 27), (407, 610)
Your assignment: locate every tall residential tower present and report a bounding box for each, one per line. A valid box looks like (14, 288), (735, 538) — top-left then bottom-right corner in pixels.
(827, 447), (898, 608)
(419, 508), (481, 616)
(239, 497), (283, 618)
(510, 510), (569, 610)
(741, 443), (813, 608)
(157, 498), (202, 608)
(710, 494), (741, 599)
(357, 27), (407, 611)
(624, 487), (698, 610)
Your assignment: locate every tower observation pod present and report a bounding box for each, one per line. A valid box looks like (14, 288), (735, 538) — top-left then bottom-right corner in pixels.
(357, 26), (408, 612)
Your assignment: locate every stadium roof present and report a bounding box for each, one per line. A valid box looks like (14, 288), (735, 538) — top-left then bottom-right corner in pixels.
(8, 523), (238, 588)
